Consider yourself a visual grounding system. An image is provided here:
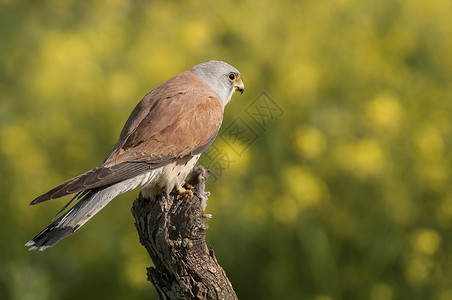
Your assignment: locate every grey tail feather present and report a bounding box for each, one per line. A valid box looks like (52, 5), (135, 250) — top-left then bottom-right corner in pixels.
(25, 181), (132, 251)
(51, 190), (89, 221)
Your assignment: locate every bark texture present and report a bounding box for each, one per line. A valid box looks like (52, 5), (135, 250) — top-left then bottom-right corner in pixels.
(131, 166), (237, 300)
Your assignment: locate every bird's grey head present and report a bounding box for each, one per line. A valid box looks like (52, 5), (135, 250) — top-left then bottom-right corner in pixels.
(190, 60), (244, 107)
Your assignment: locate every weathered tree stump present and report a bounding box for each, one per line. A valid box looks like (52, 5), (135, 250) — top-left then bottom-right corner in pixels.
(131, 166), (237, 300)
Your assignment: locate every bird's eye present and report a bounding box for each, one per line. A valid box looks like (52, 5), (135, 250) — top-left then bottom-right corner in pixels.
(228, 73), (237, 81)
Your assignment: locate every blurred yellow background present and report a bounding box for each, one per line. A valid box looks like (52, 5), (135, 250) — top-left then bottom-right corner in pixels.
(1, 0), (452, 299)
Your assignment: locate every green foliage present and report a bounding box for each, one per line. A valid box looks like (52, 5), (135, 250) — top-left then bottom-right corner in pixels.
(1, 0), (452, 299)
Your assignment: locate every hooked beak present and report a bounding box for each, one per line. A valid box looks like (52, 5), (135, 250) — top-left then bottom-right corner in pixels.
(234, 79), (244, 95)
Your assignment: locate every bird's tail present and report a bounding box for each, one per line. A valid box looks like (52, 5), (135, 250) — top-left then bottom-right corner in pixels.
(25, 181), (131, 251)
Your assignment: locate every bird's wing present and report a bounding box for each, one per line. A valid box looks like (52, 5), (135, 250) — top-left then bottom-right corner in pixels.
(30, 162), (153, 205)
(31, 71), (223, 205)
(104, 89), (223, 165)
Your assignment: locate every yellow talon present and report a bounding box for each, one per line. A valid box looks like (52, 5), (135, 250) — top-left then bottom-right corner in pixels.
(175, 186), (193, 197)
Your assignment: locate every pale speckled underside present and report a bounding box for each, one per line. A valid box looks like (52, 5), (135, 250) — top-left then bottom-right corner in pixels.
(140, 154), (200, 197)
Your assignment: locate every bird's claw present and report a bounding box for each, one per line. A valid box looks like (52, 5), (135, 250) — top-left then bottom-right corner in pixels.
(175, 185), (193, 198)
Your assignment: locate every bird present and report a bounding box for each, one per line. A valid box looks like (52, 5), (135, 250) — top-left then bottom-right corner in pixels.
(25, 60), (244, 251)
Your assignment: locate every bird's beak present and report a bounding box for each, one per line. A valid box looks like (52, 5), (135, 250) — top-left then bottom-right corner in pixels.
(234, 79), (245, 95)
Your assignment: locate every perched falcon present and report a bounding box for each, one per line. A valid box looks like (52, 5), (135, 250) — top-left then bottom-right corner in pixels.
(26, 60), (244, 251)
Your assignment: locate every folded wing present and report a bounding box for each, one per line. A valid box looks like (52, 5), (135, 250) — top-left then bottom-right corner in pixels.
(31, 70), (224, 205)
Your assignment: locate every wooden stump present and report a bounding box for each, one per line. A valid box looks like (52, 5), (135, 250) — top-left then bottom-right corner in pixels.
(131, 166), (237, 300)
